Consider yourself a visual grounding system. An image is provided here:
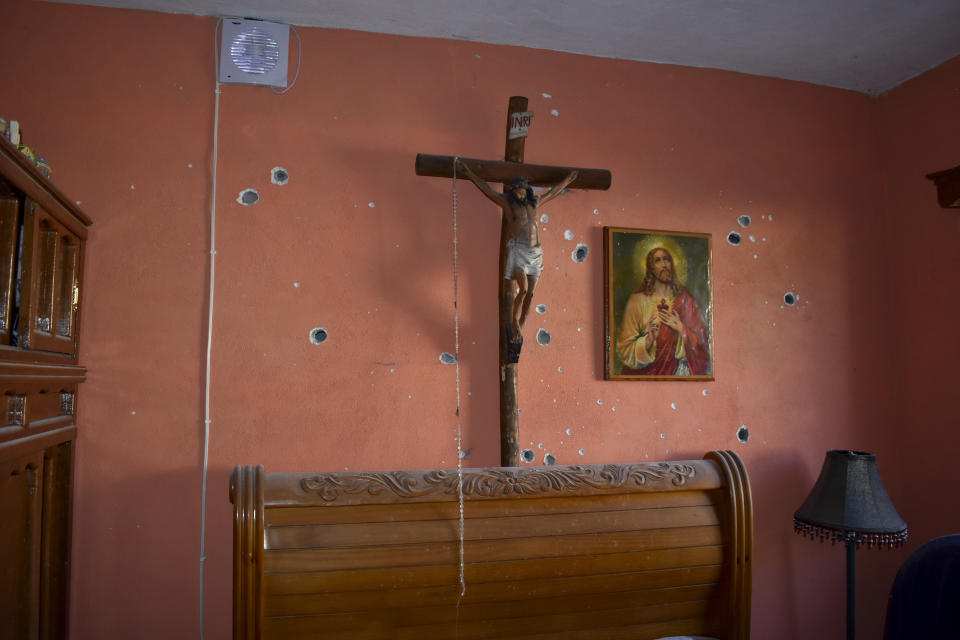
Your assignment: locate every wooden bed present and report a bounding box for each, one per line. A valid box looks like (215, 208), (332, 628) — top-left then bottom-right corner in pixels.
(230, 450), (752, 639)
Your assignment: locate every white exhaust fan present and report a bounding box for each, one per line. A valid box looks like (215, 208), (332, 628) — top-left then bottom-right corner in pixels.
(219, 18), (290, 88)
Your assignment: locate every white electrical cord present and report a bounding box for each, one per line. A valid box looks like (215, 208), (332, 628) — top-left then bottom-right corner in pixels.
(271, 25), (302, 95)
(199, 18), (302, 638)
(198, 17), (223, 640)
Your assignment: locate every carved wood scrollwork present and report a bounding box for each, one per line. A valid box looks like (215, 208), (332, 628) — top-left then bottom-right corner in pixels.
(300, 462), (697, 503)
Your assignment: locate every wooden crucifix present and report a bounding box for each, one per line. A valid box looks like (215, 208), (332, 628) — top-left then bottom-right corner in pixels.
(415, 96), (611, 466)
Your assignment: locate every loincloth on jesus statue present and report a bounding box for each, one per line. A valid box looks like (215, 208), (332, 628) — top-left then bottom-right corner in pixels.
(504, 238), (543, 278)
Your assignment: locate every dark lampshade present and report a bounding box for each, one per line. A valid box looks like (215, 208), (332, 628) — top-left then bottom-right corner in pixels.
(794, 450), (908, 548)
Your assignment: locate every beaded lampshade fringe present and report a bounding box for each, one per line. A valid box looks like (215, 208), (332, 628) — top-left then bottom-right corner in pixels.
(794, 518), (909, 549)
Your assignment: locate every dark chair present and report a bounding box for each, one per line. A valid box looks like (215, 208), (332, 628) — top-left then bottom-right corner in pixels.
(884, 534), (960, 640)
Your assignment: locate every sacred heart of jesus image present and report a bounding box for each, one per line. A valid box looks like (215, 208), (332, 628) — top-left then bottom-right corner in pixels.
(603, 227), (714, 381)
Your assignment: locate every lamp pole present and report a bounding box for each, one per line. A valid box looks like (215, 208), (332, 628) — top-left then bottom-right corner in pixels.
(846, 539), (855, 640)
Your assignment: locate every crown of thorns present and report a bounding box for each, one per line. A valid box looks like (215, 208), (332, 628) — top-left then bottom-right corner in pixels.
(508, 177), (530, 190)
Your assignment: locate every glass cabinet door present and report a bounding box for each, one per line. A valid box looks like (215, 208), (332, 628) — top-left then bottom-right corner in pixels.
(17, 200), (82, 356)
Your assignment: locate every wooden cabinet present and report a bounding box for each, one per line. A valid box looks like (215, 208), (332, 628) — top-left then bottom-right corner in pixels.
(0, 136), (90, 640)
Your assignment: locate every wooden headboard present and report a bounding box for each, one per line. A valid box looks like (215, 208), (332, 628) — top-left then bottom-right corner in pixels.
(230, 450), (752, 639)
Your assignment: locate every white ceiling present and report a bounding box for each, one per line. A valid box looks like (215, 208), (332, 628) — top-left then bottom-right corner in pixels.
(49, 0), (960, 95)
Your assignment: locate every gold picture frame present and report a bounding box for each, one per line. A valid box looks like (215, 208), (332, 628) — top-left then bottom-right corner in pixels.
(604, 227), (714, 380)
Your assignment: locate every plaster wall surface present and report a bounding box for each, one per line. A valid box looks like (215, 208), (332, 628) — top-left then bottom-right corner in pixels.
(863, 54), (960, 626)
(3, 2), (956, 638)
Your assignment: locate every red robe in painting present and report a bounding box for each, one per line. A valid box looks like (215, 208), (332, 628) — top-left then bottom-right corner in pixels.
(620, 289), (710, 376)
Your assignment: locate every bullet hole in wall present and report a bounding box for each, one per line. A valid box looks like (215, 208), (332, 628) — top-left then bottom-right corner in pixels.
(737, 215), (752, 228)
(571, 243), (589, 263)
(544, 453), (557, 466)
(439, 352), (457, 364)
(784, 292), (797, 306)
(727, 231), (742, 246)
(271, 167), (289, 185)
(309, 327), (328, 345)
(535, 304), (547, 314)
(737, 425), (750, 443)
(238, 189), (259, 206)
(537, 329), (552, 346)
(521, 449), (535, 463)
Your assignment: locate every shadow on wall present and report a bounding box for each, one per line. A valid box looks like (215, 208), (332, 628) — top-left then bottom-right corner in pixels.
(203, 465), (240, 640)
(72, 464), (208, 637)
(338, 143), (501, 356)
(748, 450), (811, 635)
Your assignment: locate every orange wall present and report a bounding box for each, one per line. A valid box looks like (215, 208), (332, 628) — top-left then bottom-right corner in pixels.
(3, 2), (959, 638)
(865, 53), (960, 627)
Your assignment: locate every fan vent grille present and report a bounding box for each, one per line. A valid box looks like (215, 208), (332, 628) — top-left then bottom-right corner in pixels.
(230, 29), (279, 75)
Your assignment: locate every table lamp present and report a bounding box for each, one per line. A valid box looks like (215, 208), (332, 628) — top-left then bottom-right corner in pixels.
(794, 450), (908, 640)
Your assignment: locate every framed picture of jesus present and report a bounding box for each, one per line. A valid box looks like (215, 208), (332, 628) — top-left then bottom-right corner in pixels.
(604, 227), (714, 381)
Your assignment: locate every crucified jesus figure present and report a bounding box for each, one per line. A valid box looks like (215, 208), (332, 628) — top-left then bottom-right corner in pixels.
(457, 159), (578, 341)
